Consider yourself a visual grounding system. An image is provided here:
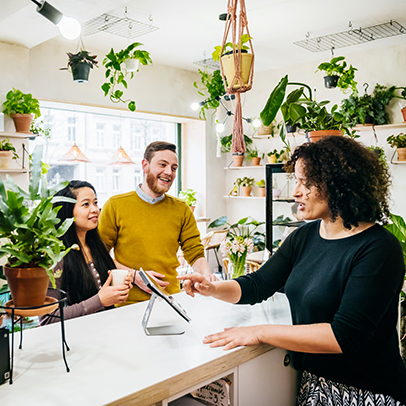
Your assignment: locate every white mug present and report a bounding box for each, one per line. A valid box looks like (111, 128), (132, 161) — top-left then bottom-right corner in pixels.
(110, 269), (129, 286)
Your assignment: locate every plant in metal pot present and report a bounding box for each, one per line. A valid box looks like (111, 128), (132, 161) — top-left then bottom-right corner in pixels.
(193, 69), (226, 119)
(316, 56), (358, 93)
(2, 88), (41, 133)
(0, 145), (76, 307)
(101, 42), (152, 112)
(60, 50), (98, 83)
(178, 189), (197, 207)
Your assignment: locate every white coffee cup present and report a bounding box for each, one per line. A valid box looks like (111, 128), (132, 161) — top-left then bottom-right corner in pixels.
(110, 269), (129, 286)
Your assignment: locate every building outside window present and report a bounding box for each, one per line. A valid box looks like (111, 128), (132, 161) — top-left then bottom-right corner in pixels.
(134, 170), (142, 189)
(67, 117), (76, 142)
(112, 169), (120, 192)
(96, 168), (105, 192)
(96, 123), (105, 148)
(113, 125), (121, 149)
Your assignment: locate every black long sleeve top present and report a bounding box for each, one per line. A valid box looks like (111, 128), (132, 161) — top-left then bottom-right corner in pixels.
(236, 220), (406, 403)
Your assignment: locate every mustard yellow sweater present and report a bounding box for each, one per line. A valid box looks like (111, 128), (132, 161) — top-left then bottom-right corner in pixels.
(98, 191), (204, 304)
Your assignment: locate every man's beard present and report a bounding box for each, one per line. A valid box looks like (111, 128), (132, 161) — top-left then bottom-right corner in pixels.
(146, 171), (173, 195)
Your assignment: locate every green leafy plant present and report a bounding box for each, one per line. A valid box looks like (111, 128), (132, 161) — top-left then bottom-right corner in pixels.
(178, 189), (197, 207)
(101, 42), (152, 112)
(2, 88), (41, 118)
(367, 145), (388, 167)
(212, 34), (252, 62)
(193, 69), (226, 119)
(61, 50), (98, 73)
(246, 146), (263, 161)
(30, 120), (51, 139)
(316, 56), (358, 93)
(387, 133), (406, 148)
(339, 93), (374, 126)
(0, 138), (19, 160)
(220, 133), (253, 153)
(256, 179), (265, 188)
(0, 145), (76, 287)
(236, 176), (254, 187)
(267, 148), (286, 162)
(371, 84), (395, 125)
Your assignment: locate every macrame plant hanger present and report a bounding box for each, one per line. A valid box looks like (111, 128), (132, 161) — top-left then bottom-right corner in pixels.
(220, 0), (254, 154)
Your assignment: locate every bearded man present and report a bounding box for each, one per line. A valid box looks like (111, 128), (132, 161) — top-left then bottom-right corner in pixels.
(98, 141), (212, 305)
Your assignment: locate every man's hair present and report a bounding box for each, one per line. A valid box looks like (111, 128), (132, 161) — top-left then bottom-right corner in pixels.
(144, 141), (177, 162)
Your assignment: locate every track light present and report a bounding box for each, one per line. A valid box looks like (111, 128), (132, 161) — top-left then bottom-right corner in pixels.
(31, 0), (81, 40)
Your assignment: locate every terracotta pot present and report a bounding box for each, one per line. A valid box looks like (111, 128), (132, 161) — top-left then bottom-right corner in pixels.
(3, 265), (49, 308)
(190, 205), (196, 213)
(0, 150), (13, 169)
(397, 148), (406, 161)
(11, 113), (33, 133)
(258, 187), (266, 197)
(232, 154), (244, 167)
(251, 157), (261, 166)
(221, 52), (253, 90)
(401, 107), (406, 123)
(307, 130), (343, 143)
(241, 186), (252, 197)
(267, 155), (277, 164)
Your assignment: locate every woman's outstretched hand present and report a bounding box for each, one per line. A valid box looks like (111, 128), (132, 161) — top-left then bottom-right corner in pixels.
(177, 273), (214, 297)
(98, 272), (131, 307)
(203, 326), (261, 351)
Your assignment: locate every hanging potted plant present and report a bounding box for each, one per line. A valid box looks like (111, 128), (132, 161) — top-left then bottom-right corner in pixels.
(0, 145), (75, 307)
(316, 56), (358, 93)
(387, 133), (406, 161)
(212, 34), (253, 90)
(178, 189), (197, 213)
(0, 138), (19, 169)
(60, 49), (98, 83)
(193, 69), (226, 119)
(2, 88), (41, 133)
(101, 42), (152, 112)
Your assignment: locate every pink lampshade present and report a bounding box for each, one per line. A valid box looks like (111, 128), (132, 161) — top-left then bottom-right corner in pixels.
(109, 147), (135, 165)
(59, 143), (91, 163)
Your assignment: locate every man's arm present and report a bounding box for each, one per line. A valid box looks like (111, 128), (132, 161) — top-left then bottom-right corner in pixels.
(191, 257), (212, 279)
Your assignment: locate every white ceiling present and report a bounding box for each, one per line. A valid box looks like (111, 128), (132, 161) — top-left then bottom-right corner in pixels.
(1, 0), (406, 72)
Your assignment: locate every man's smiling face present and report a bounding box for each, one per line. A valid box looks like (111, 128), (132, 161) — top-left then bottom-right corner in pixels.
(142, 149), (178, 198)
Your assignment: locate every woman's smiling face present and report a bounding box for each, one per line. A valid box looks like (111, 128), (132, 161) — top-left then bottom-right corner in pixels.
(293, 159), (330, 221)
(73, 187), (99, 233)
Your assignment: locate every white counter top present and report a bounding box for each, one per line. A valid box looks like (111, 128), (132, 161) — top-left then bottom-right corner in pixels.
(0, 292), (292, 406)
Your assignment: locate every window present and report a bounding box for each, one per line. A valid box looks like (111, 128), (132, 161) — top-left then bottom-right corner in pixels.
(96, 123), (105, 148)
(30, 101), (181, 207)
(112, 169), (120, 192)
(67, 117), (76, 142)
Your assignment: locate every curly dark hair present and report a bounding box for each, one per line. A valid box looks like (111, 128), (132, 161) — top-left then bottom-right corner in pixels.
(285, 136), (391, 229)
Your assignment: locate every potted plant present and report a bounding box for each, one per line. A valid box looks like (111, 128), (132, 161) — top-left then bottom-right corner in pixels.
(316, 56), (358, 93)
(367, 145), (388, 167)
(30, 119), (51, 139)
(220, 133), (253, 167)
(2, 88), (41, 133)
(101, 42), (152, 112)
(0, 138), (19, 169)
(178, 189), (197, 212)
(246, 147), (263, 166)
(340, 92), (375, 126)
(256, 179), (266, 197)
(387, 133), (406, 161)
(212, 33), (253, 90)
(240, 176), (254, 197)
(0, 145), (75, 307)
(267, 148), (286, 164)
(388, 86), (406, 122)
(61, 50), (98, 83)
(193, 69), (226, 119)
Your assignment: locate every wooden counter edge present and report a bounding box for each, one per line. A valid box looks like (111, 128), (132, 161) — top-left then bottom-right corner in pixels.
(106, 343), (275, 406)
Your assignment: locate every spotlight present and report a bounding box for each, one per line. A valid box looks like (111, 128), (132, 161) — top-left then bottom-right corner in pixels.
(31, 0), (81, 40)
(253, 119), (261, 127)
(223, 94), (236, 101)
(216, 122), (225, 133)
(191, 102), (200, 111)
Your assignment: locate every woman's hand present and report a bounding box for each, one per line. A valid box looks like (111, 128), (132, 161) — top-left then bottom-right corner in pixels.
(133, 270), (169, 294)
(98, 272), (131, 307)
(203, 326), (262, 350)
(177, 273), (214, 297)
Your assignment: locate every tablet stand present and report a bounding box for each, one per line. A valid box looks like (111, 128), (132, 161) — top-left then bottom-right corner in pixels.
(142, 293), (185, 336)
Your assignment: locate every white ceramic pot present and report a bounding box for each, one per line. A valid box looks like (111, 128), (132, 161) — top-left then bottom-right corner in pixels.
(124, 59), (140, 72)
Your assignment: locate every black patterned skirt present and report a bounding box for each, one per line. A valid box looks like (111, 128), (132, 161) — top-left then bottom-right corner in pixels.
(297, 371), (405, 406)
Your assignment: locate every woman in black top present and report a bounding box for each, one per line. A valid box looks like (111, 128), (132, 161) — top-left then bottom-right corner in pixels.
(179, 136), (406, 405)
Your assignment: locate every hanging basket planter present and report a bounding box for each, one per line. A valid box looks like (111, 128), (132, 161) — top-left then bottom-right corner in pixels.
(324, 75), (339, 89)
(72, 62), (91, 83)
(221, 51), (253, 90)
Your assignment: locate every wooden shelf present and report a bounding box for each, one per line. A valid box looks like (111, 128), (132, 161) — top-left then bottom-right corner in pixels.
(352, 122), (406, 132)
(225, 165), (265, 170)
(224, 195), (265, 200)
(0, 169), (28, 173)
(0, 131), (34, 139)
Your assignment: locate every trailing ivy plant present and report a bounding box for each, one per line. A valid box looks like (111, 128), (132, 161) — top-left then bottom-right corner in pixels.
(193, 69), (225, 119)
(101, 42), (152, 112)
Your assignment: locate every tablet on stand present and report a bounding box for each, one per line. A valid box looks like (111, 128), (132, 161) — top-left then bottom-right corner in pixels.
(139, 269), (191, 336)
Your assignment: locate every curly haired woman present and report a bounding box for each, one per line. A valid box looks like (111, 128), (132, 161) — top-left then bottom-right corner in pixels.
(179, 136), (406, 405)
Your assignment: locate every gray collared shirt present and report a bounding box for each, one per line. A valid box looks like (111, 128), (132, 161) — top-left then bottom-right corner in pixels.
(136, 184), (165, 204)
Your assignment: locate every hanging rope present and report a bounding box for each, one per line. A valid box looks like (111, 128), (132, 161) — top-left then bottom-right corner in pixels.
(219, 0), (254, 154)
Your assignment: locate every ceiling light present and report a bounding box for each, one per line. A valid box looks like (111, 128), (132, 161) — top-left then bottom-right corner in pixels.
(59, 144), (90, 163)
(252, 118), (261, 127)
(31, 0), (81, 40)
(109, 147), (135, 165)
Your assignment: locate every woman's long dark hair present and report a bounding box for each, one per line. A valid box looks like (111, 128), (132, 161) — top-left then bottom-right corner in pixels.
(54, 180), (115, 304)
